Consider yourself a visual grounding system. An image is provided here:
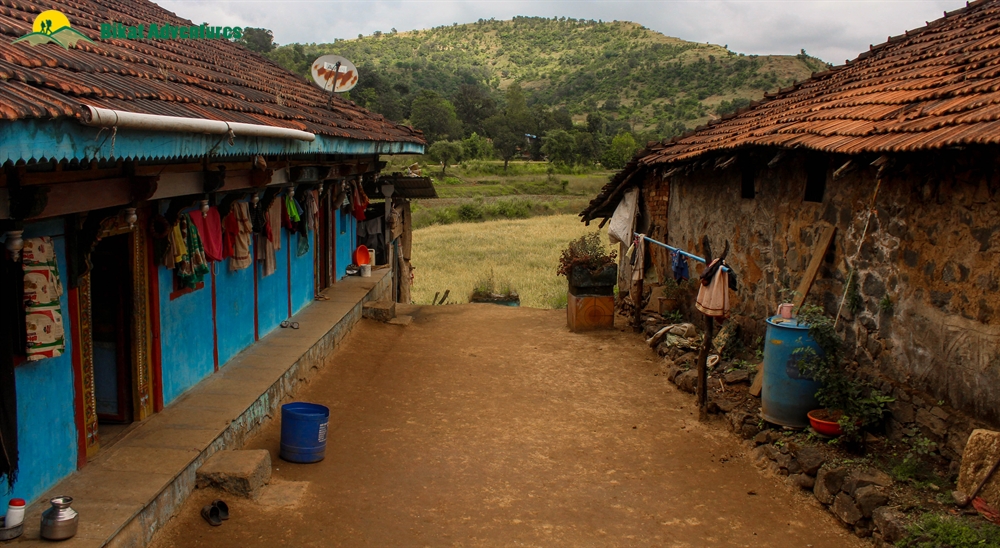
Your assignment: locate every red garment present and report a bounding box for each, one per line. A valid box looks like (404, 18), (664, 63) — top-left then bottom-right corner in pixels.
(189, 207), (223, 262)
(352, 182), (369, 221)
(222, 210), (238, 259)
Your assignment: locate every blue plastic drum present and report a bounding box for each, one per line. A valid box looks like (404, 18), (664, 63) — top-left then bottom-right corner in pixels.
(279, 402), (330, 463)
(761, 316), (823, 428)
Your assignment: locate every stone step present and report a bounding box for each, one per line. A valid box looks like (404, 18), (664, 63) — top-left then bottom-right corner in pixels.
(197, 449), (272, 499)
(363, 300), (396, 322)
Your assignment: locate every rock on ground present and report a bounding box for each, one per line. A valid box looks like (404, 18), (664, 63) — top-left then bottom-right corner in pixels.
(957, 429), (1000, 510)
(196, 449), (272, 499)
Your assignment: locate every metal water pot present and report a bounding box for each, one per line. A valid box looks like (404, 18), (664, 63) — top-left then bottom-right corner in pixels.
(40, 496), (78, 540)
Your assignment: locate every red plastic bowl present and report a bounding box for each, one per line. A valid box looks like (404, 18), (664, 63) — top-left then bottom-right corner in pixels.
(354, 245), (370, 265)
(808, 409), (844, 436)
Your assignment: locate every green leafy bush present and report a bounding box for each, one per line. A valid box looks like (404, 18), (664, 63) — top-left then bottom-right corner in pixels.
(557, 232), (617, 278)
(794, 305), (893, 440)
(899, 514), (1000, 548)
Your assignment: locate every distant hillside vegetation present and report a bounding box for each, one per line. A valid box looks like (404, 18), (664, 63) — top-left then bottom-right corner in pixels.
(267, 17), (827, 166)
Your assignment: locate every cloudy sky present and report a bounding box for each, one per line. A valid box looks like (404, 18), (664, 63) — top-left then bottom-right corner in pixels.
(160, 0), (963, 63)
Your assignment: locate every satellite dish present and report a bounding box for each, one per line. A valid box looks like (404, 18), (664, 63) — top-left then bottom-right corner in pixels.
(310, 55), (359, 93)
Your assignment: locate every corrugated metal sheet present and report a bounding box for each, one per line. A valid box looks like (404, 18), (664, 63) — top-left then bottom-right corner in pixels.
(582, 0), (1000, 220)
(0, 118), (424, 164)
(0, 0), (424, 150)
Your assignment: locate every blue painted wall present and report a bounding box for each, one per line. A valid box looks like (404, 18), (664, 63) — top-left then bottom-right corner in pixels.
(158, 223), (216, 404)
(290, 230), (314, 314)
(256, 227), (290, 337)
(335, 209), (357, 280)
(214, 231), (256, 367)
(4, 221), (78, 508)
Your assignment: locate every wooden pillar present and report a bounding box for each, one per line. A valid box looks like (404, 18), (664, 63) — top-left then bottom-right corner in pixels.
(696, 316), (714, 421)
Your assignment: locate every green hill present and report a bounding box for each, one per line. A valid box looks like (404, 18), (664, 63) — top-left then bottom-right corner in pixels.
(270, 17), (825, 131)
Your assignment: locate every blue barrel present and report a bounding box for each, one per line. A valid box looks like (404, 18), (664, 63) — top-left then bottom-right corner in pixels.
(761, 316), (823, 428)
(280, 402), (330, 463)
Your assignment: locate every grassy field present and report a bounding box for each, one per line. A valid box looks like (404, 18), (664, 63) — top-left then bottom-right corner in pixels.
(384, 159), (614, 229)
(411, 214), (612, 309)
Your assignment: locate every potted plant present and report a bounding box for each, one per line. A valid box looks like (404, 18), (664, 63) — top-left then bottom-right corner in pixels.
(557, 232), (617, 295)
(658, 277), (686, 313)
(795, 305), (894, 441)
(469, 269), (520, 307)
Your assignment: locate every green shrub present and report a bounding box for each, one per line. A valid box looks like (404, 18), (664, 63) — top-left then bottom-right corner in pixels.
(899, 514), (1000, 548)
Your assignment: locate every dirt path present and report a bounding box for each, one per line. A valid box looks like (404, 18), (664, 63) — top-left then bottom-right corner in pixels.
(152, 305), (864, 547)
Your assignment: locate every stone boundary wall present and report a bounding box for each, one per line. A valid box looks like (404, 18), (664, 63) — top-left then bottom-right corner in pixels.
(635, 148), (1000, 457)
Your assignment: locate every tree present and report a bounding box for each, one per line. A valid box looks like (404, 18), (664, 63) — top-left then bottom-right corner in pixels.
(541, 129), (576, 165)
(601, 131), (640, 170)
(238, 28), (276, 53)
(483, 83), (535, 171)
(574, 132), (599, 164)
(586, 112), (608, 136)
(427, 140), (464, 176)
(484, 115), (522, 171)
(452, 83), (497, 137)
(461, 132), (492, 160)
(409, 90), (463, 144)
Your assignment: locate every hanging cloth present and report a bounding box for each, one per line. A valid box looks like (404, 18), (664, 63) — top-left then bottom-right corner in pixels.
(189, 207), (223, 262)
(176, 215), (210, 289)
(22, 237), (65, 361)
(306, 191), (319, 232)
(268, 199), (283, 251)
(0, 256), (19, 491)
(286, 195), (301, 223)
(258, 202), (279, 277)
(608, 187), (639, 246)
(631, 234), (646, 282)
(250, 201), (266, 234)
(229, 203), (253, 271)
(696, 259), (731, 318)
(671, 251), (690, 281)
(351, 180), (369, 221)
(171, 222), (187, 267)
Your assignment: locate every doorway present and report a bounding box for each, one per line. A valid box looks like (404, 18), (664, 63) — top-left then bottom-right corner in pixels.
(90, 234), (134, 445)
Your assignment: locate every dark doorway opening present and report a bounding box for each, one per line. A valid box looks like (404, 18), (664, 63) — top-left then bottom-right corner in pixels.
(90, 234), (134, 445)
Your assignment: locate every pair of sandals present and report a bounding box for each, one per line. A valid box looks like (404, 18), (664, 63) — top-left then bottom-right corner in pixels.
(280, 320), (300, 329)
(201, 499), (229, 526)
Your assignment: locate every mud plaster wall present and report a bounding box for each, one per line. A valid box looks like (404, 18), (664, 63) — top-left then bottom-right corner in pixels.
(643, 151), (1000, 441)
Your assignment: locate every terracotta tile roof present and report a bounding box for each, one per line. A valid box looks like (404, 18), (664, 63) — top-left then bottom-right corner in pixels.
(582, 0), (1000, 220)
(0, 0), (423, 146)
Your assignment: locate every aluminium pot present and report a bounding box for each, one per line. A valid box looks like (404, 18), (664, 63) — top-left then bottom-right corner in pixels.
(40, 496), (78, 541)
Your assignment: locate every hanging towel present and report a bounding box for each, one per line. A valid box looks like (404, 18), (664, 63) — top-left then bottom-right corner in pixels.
(306, 190), (319, 231)
(671, 251), (690, 281)
(631, 235), (646, 282)
(189, 207), (223, 262)
(230, 202), (253, 271)
(22, 237), (65, 361)
(171, 222), (188, 267)
(696, 259), (731, 318)
(268, 199), (283, 251)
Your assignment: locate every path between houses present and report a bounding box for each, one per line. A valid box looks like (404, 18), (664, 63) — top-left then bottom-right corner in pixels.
(150, 305), (864, 547)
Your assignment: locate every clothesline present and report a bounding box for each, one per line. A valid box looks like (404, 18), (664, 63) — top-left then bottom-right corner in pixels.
(640, 235), (731, 273)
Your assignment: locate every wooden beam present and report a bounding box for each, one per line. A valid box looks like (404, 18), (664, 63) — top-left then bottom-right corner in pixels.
(793, 225), (836, 309)
(27, 178), (130, 220)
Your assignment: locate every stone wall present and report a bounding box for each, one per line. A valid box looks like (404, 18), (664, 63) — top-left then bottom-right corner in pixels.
(640, 148), (1000, 451)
